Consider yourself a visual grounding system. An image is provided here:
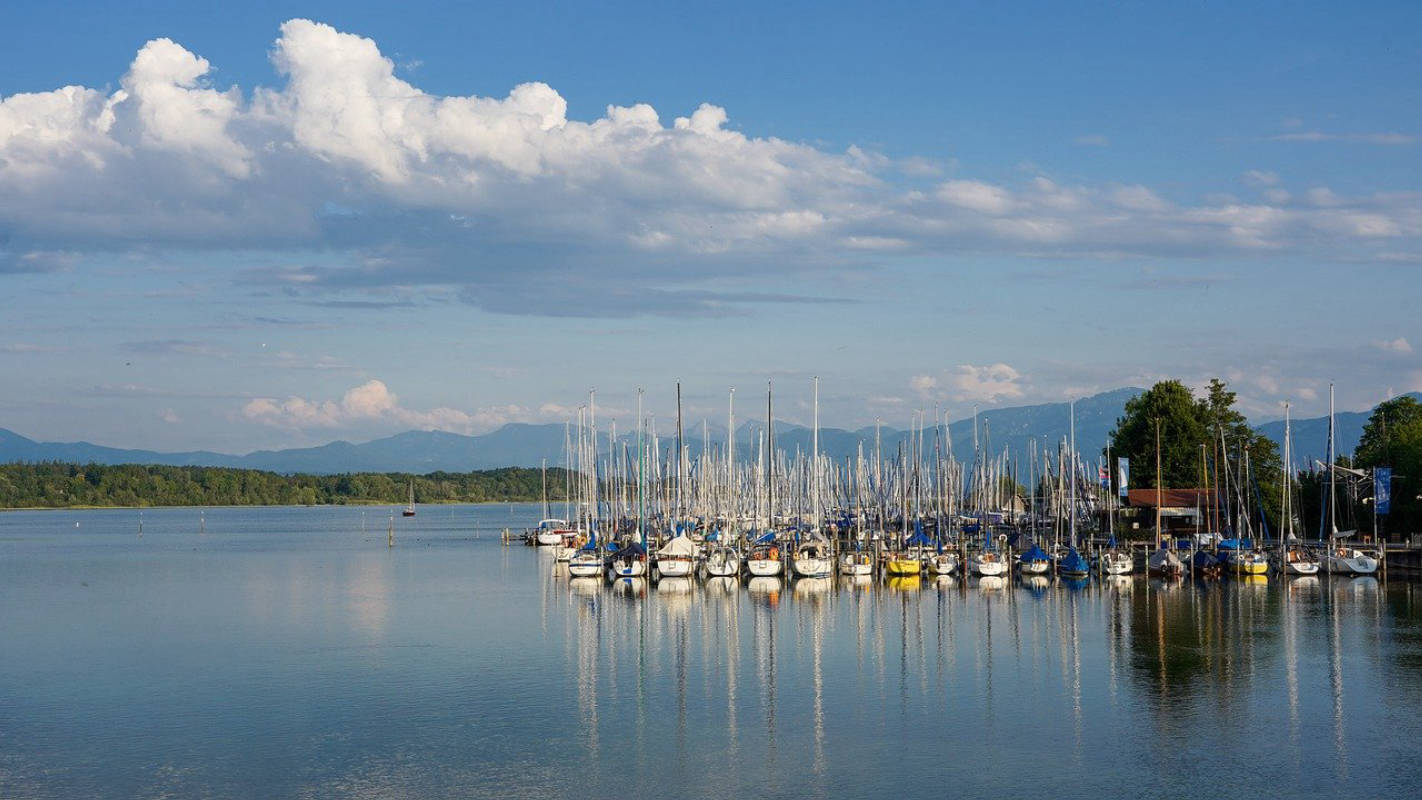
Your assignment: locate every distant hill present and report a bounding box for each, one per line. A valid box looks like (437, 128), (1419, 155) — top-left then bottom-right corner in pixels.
(1253, 392), (1422, 466)
(4, 388), (1412, 475)
(0, 388), (1144, 474)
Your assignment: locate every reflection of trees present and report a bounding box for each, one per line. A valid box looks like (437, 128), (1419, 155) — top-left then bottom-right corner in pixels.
(1386, 582), (1422, 678)
(1127, 582), (1277, 705)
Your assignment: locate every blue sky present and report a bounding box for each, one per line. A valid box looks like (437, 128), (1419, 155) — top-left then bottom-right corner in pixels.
(2, 0), (1418, 452)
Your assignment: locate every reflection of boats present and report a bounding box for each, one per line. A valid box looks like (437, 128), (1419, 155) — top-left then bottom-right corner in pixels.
(847, 574), (874, 590)
(658, 576), (693, 595)
(705, 576), (739, 596)
(569, 576), (601, 596)
(977, 575), (1007, 591)
(747, 576), (783, 605)
(1021, 574), (1050, 594)
(794, 576), (832, 598)
(887, 575), (921, 591)
(655, 533), (696, 578)
(1286, 575), (1320, 596)
(1103, 574), (1132, 592)
(933, 574), (958, 591)
(611, 577), (646, 598)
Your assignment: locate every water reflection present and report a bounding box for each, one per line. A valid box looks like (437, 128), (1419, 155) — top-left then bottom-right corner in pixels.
(7, 497), (1422, 800)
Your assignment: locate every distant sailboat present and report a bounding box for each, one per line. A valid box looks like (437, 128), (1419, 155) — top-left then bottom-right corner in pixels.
(402, 480), (416, 517)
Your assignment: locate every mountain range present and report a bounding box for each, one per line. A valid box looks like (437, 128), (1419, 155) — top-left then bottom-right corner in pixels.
(2, 388), (1412, 475)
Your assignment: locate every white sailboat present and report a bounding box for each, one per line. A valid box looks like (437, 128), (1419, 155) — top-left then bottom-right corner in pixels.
(655, 532), (696, 578)
(792, 378), (834, 580)
(1147, 419), (1183, 578)
(1319, 386), (1380, 576)
(402, 480), (416, 517)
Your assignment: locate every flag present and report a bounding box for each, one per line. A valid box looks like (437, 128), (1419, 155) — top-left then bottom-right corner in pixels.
(1117, 458), (1129, 498)
(1376, 467), (1392, 515)
(1098, 466), (1110, 487)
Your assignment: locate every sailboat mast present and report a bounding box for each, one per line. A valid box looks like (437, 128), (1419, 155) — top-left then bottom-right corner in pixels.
(1069, 399), (1077, 548)
(812, 376), (820, 533)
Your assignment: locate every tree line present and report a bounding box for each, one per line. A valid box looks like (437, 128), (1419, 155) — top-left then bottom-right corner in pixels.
(0, 463), (572, 508)
(1107, 379), (1420, 539)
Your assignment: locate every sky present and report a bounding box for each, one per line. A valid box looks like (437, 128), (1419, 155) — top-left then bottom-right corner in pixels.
(1, 0), (1419, 453)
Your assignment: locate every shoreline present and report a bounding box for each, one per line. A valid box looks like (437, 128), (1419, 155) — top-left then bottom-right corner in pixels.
(0, 499), (549, 512)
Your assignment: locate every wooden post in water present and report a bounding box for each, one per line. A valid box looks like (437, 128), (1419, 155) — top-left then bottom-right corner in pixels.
(388, 512), (394, 548)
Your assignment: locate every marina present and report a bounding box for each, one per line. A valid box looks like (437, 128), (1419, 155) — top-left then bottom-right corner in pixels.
(3, 503), (1422, 798)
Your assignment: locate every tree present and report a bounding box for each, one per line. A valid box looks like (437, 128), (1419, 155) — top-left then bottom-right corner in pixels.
(1106, 380), (1207, 490)
(1354, 395), (1422, 537)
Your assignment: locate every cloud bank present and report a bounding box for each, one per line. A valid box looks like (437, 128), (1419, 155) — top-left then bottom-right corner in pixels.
(2, 19), (1419, 313)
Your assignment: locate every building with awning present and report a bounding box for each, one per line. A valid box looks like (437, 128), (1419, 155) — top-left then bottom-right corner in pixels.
(1123, 489), (1218, 535)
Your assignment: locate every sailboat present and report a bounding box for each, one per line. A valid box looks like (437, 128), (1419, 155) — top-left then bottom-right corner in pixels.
(568, 522), (603, 577)
(1319, 386), (1380, 576)
(703, 538), (742, 578)
(1017, 542), (1052, 575)
(1271, 403), (1318, 574)
(1097, 440), (1132, 575)
(1056, 401), (1091, 580)
(655, 528), (697, 578)
(1147, 419), (1184, 578)
(746, 383), (784, 577)
(402, 480), (416, 517)
(792, 378), (834, 580)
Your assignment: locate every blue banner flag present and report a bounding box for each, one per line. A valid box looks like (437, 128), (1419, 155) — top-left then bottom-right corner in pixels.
(1117, 458), (1129, 498)
(1376, 467), (1391, 515)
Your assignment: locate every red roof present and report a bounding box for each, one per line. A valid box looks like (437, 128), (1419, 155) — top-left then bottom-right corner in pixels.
(1126, 488), (1217, 508)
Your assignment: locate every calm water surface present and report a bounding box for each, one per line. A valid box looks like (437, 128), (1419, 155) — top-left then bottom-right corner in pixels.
(3, 504), (1421, 799)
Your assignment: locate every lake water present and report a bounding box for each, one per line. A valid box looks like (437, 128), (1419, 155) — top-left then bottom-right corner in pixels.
(2, 504), (1421, 799)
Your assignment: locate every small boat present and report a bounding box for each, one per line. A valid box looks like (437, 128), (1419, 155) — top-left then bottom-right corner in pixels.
(838, 549), (875, 576)
(1147, 547), (1184, 577)
(1098, 547), (1132, 576)
(535, 518), (570, 547)
(970, 549), (1007, 577)
(1324, 544), (1380, 576)
(1225, 548), (1269, 576)
(1056, 546), (1090, 579)
(745, 536), (784, 577)
(402, 480), (416, 517)
(1017, 544), (1051, 575)
(703, 542), (742, 578)
(655, 533), (696, 578)
(1191, 549), (1222, 578)
(925, 550), (959, 576)
(568, 543), (603, 578)
(606, 540), (648, 580)
(885, 550), (923, 576)
(791, 536), (833, 578)
(1272, 545), (1319, 576)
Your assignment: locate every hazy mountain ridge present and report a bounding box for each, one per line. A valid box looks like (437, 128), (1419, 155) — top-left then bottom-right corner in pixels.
(3, 389), (1414, 474)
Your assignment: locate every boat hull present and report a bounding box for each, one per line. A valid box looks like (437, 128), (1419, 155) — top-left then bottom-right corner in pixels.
(792, 558), (832, 578)
(747, 558), (783, 577)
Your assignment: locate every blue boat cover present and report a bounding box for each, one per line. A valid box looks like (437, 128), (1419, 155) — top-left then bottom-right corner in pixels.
(1019, 544), (1050, 563)
(1057, 547), (1090, 574)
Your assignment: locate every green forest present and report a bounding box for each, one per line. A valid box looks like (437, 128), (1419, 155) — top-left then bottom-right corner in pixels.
(0, 463), (572, 509)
